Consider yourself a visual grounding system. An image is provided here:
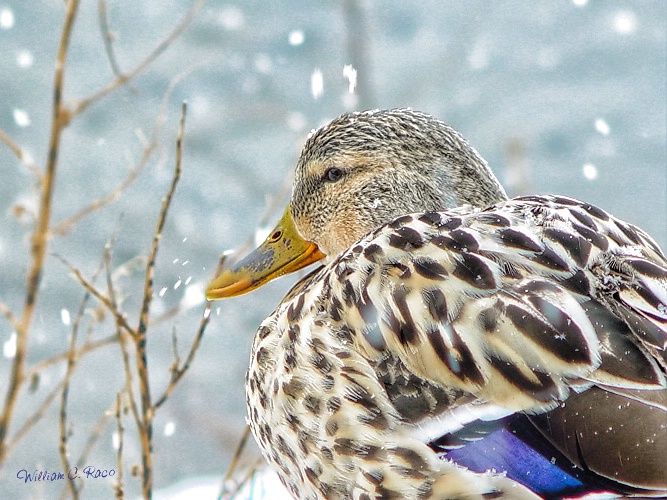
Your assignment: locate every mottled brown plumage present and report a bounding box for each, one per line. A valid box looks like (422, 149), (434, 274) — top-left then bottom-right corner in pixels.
(208, 109), (667, 499)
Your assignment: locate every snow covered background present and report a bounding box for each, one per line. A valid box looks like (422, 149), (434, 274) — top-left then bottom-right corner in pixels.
(0, 1), (665, 498)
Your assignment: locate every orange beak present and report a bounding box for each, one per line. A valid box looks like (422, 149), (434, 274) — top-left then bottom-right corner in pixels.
(206, 205), (325, 299)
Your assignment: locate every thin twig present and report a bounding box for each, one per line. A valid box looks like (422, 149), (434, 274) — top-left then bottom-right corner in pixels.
(25, 334), (118, 382)
(218, 425), (252, 499)
(114, 393), (125, 500)
(97, 0), (126, 81)
(54, 254), (136, 338)
(0, 339), (117, 458)
(0, 128), (24, 161)
(56, 244), (108, 499)
(0, 0), (80, 463)
(51, 64), (194, 238)
(169, 327), (181, 375)
(222, 456), (265, 500)
(135, 101), (187, 499)
(70, 0), (205, 120)
(58, 288), (94, 500)
(73, 399), (115, 470)
(153, 258), (223, 410)
(7, 378), (68, 453)
(0, 302), (20, 331)
(51, 152), (152, 237)
(105, 244), (141, 431)
(0, 128), (42, 180)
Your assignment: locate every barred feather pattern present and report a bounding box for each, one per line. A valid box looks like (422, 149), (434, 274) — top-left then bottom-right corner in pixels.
(246, 195), (667, 499)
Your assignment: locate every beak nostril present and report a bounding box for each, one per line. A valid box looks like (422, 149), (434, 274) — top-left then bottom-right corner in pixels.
(270, 230), (282, 242)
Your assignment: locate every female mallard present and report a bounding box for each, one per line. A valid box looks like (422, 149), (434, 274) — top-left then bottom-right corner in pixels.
(207, 109), (667, 499)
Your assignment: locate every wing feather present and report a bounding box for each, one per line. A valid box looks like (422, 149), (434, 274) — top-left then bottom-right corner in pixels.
(330, 196), (667, 415)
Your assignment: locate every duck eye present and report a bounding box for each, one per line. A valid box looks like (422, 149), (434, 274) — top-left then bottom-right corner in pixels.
(323, 167), (343, 183)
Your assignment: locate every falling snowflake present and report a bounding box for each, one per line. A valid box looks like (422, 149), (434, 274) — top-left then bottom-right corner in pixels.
(13, 109), (31, 127)
(594, 118), (610, 136)
(343, 65), (357, 93)
(311, 69), (324, 99)
(582, 163), (598, 181)
(288, 30), (304, 46)
(3, 333), (17, 359)
(61, 308), (71, 326)
(613, 10), (637, 35)
(0, 8), (14, 29)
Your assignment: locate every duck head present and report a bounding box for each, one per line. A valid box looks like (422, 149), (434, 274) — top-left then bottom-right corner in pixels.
(206, 109), (507, 299)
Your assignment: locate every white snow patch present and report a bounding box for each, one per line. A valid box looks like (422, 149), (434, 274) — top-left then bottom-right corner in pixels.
(572, 0), (588, 6)
(154, 469), (292, 500)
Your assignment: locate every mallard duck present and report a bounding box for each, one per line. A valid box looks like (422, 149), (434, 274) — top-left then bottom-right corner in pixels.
(207, 109), (667, 499)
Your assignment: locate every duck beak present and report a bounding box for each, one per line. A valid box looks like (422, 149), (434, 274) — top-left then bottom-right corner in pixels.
(206, 205), (325, 299)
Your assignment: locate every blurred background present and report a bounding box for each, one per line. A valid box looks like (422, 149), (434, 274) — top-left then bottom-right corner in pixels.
(0, 0), (665, 498)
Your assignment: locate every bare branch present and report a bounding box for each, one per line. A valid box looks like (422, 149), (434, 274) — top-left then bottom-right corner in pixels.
(134, 101), (186, 499)
(0, 0), (81, 463)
